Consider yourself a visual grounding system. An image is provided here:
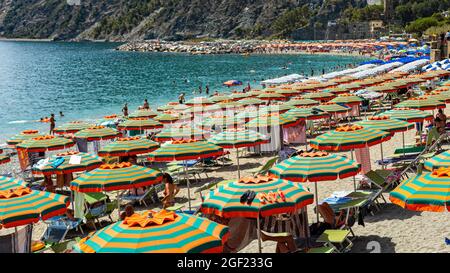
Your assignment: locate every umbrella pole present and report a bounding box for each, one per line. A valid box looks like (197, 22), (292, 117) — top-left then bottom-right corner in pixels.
(315, 183), (319, 223)
(351, 150), (356, 191)
(257, 214), (262, 253)
(380, 142), (385, 170)
(402, 132), (406, 157)
(184, 160), (192, 212)
(236, 148), (241, 180)
(117, 191), (120, 219)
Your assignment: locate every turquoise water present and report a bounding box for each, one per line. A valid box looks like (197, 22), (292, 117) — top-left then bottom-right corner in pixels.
(0, 41), (368, 142)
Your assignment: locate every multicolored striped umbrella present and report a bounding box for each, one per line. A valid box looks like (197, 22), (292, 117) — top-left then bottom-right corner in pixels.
(201, 115), (245, 128)
(70, 162), (162, 192)
(285, 98), (319, 107)
(0, 176), (27, 191)
(285, 108), (330, 121)
(424, 151), (450, 171)
(0, 155), (10, 165)
(269, 151), (361, 182)
(185, 97), (214, 106)
(324, 86), (351, 95)
(77, 210), (229, 253)
(259, 104), (294, 113)
(200, 175), (314, 218)
(74, 126), (120, 141)
(153, 113), (180, 124)
(256, 92), (287, 101)
(6, 130), (43, 146)
(0, 186), (69, 228)
(117, 118), (163, 131)
(129, 109), (158, 118)
(390, 169), (450, 212)
(302, 92), (335, 102)
(354, 116), (414, 134)
(246, 113), (299, 128)
(315, 103), (351, 114)
(394, 97), (445, 111)
(147, 140), (224, 162)
(54, 121), (94, 135)
(154, 127), (210, 142)
(274, 88), (300, 96)
(310, 125), (391, 151)
(32, 151), (103, 175)
(237, 98), (265, 106)
(16, 135), (75, 152)
(98, 137), (159, 157)
(210, 95), (231, 102)
(379, 108), (433, 123)
(236, 109), (268, 120)
(230, 92), (252, 100)
(330, 94), (364, 105)
(216, 100), (243, 110)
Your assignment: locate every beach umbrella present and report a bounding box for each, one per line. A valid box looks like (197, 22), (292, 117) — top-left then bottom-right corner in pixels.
(274, 88), (300, 97)
(147, 140), (224, 210)
(310, 125), (391, 188)
(324, 86), (352, 95)
(223, 80), (243, 87)
(330, 94), (364, 106)
(201, 115), (245, 129)
(153, 113), (180, 124)
(0, 176), (27, 191)
(210, 95), (231, 103)
(208, 129), (270, 179)
(200, 175), (314, 252)
(129, 109), (158, 118)
(236, 109), (269, 121)
(394, 97), (445, 112)
(32, 151), (103, 175)
(76, 210), (229, 253)
(74, 126), (120, 142)
(154, 126), (210, 142)
(185, 97), (214, 106)
(245, 113), (300, 128)
(16, 135), (75, 153)
(0, 155), (10, 165)
(390, 169), (450, 212)
(269, 151), (361, 221)
(259, 104), (294, 113)
(117, 118), (163, 131)
(54, 121), (94, 135)
(257, 92), (287, 101)
(314, 103), (351, 114)
(98, 137), (159, 157)
(424, 151), (450, 171)
(156, 104), (175, 112)
(302, 92), (335, 102)
(285, 98), (319, 107)
(427, 91), (450, 103)
(380, 108), (433, 123)
(0, 186), (69, 228)
(172, 104), (191, 111)
(6, 130), (43, 146)
(230, 92), (252, 101)
(237, 98), (265, 106)
(285, 108), (330, 121)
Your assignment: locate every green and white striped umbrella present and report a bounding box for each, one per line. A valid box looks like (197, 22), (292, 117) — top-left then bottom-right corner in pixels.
(394, 97), (445, 111)
(259, 104), (294, 113)
(237, 98), (265, 106)
(54, 121), (94, 135)
(285, 98), (319, 107)
(246, 113), (299, 128)
(379, 109), (433, 123)
(7, 130), (43, 146)
(117, 118), (163, 131)
(154, 113), (180, 124)
(16, 135), (75, 152)
(129, 109), (158, 118)
(201, 116), (245, 128)
(354, 116), (414, 134)
(285, 108), (330, 121)
(302, 92), (335, 102)
(98, 137), (160, 157)
(256, 92), (287, 101)
(74, 126), (120, 141)
(154, 127), (210, 142)
(315, 103), (350, 114)
(330, 94), (364, 105)
(32, 151), (103, 175)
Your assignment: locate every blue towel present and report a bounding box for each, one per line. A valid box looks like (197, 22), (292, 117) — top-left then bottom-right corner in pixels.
(322, 196), (353, 205)
(51, 157), (65, 168)
(445, 237), (450, 245)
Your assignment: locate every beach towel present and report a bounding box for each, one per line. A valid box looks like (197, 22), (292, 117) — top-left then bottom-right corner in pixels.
(51, 157), (65, 169)
(355, 147), (371, 174)
(283, 122), (306, 144)
(74, 191), (85, 220)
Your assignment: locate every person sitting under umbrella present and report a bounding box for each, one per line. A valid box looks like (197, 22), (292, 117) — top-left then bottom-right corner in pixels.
(161, 173), (179, 208)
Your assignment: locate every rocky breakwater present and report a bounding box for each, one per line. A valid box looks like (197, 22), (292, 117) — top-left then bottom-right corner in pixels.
(116, 40), (267, 55)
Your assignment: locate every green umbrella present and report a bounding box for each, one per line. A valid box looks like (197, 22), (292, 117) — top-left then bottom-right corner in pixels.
(54, 121), (94, 135)
(74, 126), (120, 142)
(129, 109), (158, 118)
(7, 130), (43, 146)
(98, 137), (160, 157)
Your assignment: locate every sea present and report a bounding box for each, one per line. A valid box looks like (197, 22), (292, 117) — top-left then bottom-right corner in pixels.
(0, 41), (369, 143)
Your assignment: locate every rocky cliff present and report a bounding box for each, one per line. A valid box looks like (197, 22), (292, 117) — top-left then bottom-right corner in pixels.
(0, 0), (368, 41)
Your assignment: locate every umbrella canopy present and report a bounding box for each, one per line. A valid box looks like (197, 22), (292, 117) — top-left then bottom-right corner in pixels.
(285, 108), (330, 120)
(98, 137), (159, 157)
(354, 116), (414, 134)
(0, 176), (27, 191)
(310, 125), (391, 151)
(237, 98), (265, 106)
(395, 97), (445, 111)
(315, 103), (351, 114)
(74, 126), (120, 141)
(201, 115), (245, 128)
(200, 175), (314, 218)
(185, 97), (214, 106)
(32, 151), (103, 175)
(259, 104), (294, 113)
(16, 135), (75, 152)
(154, 127), (210, 142)
(256, 92), (287, 101)
(129, 109), (158, 118)
(117, 118), (163, 131)
(390, 169), (450, 212)
(379, 108), (433, 123)
(209, 95), (230, 102)
(330, 94), (364, 105)
(54, 121), (94, 135)
(424, 151), (450, 171)
(154, 113), (180, 124)
(147, 140), (224, 162)
(302, 92), (335, 102)
(0, 186), (69, 228)
(77, 210), (229, 253)
(0, 155), (10, 165)
(70, 162), (162, 192)
(324, 86), (352, 95)
(6, 130), (43, 146)
(230, 92), (252, 101)
(208, 129), (270, 149)
(246, 113), (299, 128)
(269, 151), (361, 182)
(285, 98), (319, 107)
(224, 80), (243, 87)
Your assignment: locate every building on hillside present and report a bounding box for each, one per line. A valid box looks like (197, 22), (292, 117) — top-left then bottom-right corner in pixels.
(337, 20), (387, 39)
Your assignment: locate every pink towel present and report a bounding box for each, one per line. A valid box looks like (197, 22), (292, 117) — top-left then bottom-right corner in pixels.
(354, 147), (371, 174)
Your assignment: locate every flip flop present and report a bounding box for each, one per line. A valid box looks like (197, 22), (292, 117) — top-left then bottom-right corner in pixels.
(267, 191), (277, 203)
(258, 192), (268, 204)
(240, 190), (251, 203)
(247, 191), (256, 204)
(277, 190), (286, 202)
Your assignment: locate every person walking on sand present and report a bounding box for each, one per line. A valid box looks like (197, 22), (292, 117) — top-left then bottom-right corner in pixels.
(143, 99), (150, 110)
(122, 103), (128, 117)
(49, 113), (55, 135)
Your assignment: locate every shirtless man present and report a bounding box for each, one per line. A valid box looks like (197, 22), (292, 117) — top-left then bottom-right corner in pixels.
(122, 103), (128, 117)
(49, 114), (55, 135)
(143, 99), (150, 110)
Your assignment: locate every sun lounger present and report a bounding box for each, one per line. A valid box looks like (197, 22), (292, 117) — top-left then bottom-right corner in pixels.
(316, 229), (353, 253)
(41, 216), (83, 244)
(83, 192), (114, 229)
(250, 156), (279, 176)
(307, 246), (336, 253)
(121, 184), (163, 207)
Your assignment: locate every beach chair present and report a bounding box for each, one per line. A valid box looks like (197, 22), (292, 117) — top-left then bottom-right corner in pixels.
(316, 229), (353, 253)
(41, 216), (83, 244)
(250, 156), (279, 177)
(121, 184), (163, 207)
(83, 192), (113, 229)
(365, 170), (393, 199)
(307, 246), (337, 253)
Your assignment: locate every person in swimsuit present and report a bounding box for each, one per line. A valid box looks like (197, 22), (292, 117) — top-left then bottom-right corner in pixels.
(49, 114), (55, 135)
(122, 103), (128, 117)
(143, 99), (150, 110)
(178, 93), (186, 104)
(161, 173), (179, 208)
